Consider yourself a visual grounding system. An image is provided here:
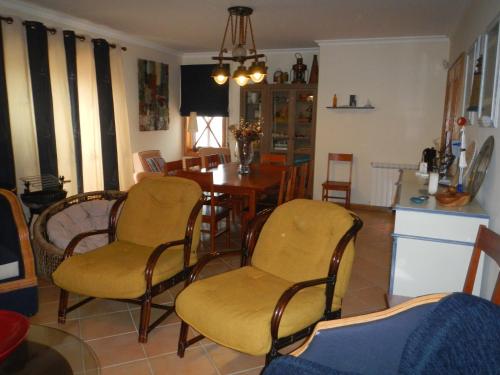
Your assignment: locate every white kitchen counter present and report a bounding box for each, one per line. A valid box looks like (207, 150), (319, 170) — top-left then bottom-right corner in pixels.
(391, 171), (489, 297)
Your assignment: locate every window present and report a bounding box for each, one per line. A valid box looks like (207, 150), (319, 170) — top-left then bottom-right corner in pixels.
(184, 116), (227, 155)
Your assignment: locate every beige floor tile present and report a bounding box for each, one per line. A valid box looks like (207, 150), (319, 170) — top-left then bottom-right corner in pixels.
(204, 343), (265, 375)
(101, 360), (152, 375)
(149, 347), (217, 375)
(87, 332), (146, 367)
(30, 300), (79, 324)
(142, 323), (188, 357)
(130, 306), (179, 330)
(152, 290), (173, 304)
(80, 311), (136, 340)
(45, 320), (81, 337)
(79, 299), (129, 318)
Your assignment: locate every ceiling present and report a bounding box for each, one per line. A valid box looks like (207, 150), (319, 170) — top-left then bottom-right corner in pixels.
(21, 0), (471, 52)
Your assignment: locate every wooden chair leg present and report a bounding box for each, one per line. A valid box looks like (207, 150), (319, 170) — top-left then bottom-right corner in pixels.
(58, 289), (69, 324)
(177, 321), (189, 358)
(346, 189), (351, 208)
(226, 215), (231, 248)
(139, 293), (152, 343)
(322, 187), (326, 201)
(210, 217), (216, 254)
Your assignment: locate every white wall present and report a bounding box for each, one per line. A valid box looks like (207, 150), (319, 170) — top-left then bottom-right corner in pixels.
(182, 49), (318, 151)
(313, 38), (449, 203)
(449, 0), (500, 298)
(0, 1), (183, 164)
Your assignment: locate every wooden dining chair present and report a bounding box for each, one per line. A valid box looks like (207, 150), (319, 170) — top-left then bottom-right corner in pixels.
(204, 154), (221, 169)
(294, 161), (310, 199)
(256, 165), (297, 209)
(322, 153), (353, 208)
(261, 153), (287, 166)
(387, 224), (500, 307)
(164, 160), (183, 175)
(185, 157), (202, 171)
(175, 170), (231, 254)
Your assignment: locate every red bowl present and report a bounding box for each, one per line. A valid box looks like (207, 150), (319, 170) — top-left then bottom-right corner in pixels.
(0, 310), (30, 362)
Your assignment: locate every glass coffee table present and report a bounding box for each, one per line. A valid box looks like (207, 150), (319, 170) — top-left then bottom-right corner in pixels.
(0, 324), (100, 374)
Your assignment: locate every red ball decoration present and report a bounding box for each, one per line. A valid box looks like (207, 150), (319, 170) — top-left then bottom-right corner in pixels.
(457, 117), (467, 126)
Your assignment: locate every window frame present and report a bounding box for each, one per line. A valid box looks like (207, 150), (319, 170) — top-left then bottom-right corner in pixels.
(183, 115), (228, 156)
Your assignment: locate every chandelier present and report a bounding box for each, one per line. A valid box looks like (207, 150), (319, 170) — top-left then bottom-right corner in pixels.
(211, 6), (267, 87)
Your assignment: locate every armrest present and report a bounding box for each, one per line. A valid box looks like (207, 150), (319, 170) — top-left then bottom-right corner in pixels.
(270, 277), (335, 340)
(241, 208), (273, 266)
(186, 250), (242, 285)
(145, 239), (187, 290)
(63, 229), (111, 260)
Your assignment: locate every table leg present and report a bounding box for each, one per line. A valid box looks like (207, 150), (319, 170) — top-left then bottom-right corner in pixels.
(241, 191), (256, 238)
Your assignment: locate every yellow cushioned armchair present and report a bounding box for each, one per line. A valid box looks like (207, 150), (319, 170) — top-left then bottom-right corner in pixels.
(53, 177), (203, 342)
(176, 199), (363, 364)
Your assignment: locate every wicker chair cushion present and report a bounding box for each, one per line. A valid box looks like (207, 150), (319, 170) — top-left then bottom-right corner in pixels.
(47, 200), (116, 254)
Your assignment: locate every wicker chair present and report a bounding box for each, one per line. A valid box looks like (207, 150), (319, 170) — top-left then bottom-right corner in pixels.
(32, 190), (125, 279)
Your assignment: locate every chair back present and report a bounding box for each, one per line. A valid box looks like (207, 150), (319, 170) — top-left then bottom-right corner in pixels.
(327, 153), (353, 183)
(198, 147), (231, 167)
(133, 150), (164, 173)
(185, 157), (202, 171)
(259, 165), (296, 205)
(165, 160), (183, 175)
(294, 161), (310, 199)
(115, 177), (202, 252)
(463, 225), (500, 304)
(261, 153), (287, 166)
(251, 199), (361, 303)
(203, 154), (221, 169)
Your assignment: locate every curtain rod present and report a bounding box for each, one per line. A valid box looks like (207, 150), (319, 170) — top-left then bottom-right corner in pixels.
(0, 16), (127, 51)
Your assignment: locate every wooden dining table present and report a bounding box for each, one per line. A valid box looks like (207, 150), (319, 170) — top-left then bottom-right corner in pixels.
(208, 162), (283, 224)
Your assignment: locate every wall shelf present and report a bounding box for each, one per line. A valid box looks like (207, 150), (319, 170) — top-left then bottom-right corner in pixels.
(326, 105), (375, 110)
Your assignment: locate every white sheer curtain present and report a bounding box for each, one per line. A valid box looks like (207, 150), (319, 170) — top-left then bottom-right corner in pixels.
(48, 31), (77, 195)
(76, 39), (104, 192)
(110, 47), (134, 190)
(2, 17), (39, 193)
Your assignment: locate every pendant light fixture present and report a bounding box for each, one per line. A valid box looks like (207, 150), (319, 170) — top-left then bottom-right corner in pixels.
(211, 6), (267, 87)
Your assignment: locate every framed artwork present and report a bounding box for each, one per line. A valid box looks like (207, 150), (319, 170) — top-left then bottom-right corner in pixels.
(138, 59), (169, 131)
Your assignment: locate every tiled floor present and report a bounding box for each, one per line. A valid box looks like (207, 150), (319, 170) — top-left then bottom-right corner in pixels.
(30, 207), (394, 374)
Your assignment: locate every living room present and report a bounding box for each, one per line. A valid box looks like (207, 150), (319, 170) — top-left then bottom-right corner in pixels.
(0, 0), (499, 374)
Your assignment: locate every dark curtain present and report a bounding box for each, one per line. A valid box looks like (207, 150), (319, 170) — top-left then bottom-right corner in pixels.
(0, 23), (16, 190)
(25, 21), (58, 182)
(180, 64), (229, 117)
(92, 39), (119, 190)
(63, 31), (83, 193)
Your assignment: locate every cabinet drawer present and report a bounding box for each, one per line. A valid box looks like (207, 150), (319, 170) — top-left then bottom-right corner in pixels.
(394, 209), (488, 243)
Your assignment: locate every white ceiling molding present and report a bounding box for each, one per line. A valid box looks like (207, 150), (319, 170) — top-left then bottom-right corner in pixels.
(316, 36), (449, 46)
(0, 0), (180, 55)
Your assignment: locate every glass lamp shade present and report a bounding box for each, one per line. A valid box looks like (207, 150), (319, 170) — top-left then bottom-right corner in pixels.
(248, 61), (267, 83)
(212, 65), (229, 85)
(233, 65), (250, 86)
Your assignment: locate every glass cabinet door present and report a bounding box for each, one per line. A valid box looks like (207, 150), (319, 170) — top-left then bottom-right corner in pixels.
(293, 90), (315, 163)
(271, 91), (290, 154)
(243, 89), (263, 122)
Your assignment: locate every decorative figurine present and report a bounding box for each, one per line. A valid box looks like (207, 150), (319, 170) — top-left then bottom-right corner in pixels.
(292, 53), (307, 83)
(349, 95), (357, 107)
(456, 116), (468, 193)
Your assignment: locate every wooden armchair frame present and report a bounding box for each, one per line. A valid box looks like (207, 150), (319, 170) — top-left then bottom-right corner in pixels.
(57, 193), (205, 343)
(177, 208), (363, 364)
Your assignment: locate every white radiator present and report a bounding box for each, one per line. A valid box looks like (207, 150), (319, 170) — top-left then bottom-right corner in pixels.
(370, 162), (417, 207)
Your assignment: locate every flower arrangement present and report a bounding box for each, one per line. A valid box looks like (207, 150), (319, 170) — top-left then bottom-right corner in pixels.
(229, 118), (263, 141)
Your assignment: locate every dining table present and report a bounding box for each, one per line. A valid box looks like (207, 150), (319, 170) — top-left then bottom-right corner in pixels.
(208, 162), (283, 225)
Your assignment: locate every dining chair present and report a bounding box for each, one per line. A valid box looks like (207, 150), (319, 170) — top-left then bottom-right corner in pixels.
(322, 153), (353, 208)
(175, 170), (231, 254)
(386, 224), (500, 307)
(198, 147), (231, 167)
(294, 161), (310, 199)
(164, 159), (183, 175)
(176, 199), (363, 364)
(185, 157), (202, 171)
(52, 177), (204, 342)
(261, 153), (287, 166)
(257, 165), (297, 209)
(204, 154), (221, 169)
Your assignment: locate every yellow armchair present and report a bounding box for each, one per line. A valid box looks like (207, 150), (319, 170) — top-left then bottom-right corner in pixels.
(175, 199), (363, 364)
(53, 177), (203, 342)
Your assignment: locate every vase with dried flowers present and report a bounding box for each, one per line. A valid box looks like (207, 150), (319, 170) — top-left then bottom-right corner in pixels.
(230, 119), (263, 174)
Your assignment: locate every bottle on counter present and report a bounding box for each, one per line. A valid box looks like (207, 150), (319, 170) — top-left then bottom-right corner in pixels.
(332, 94), (337, 108)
